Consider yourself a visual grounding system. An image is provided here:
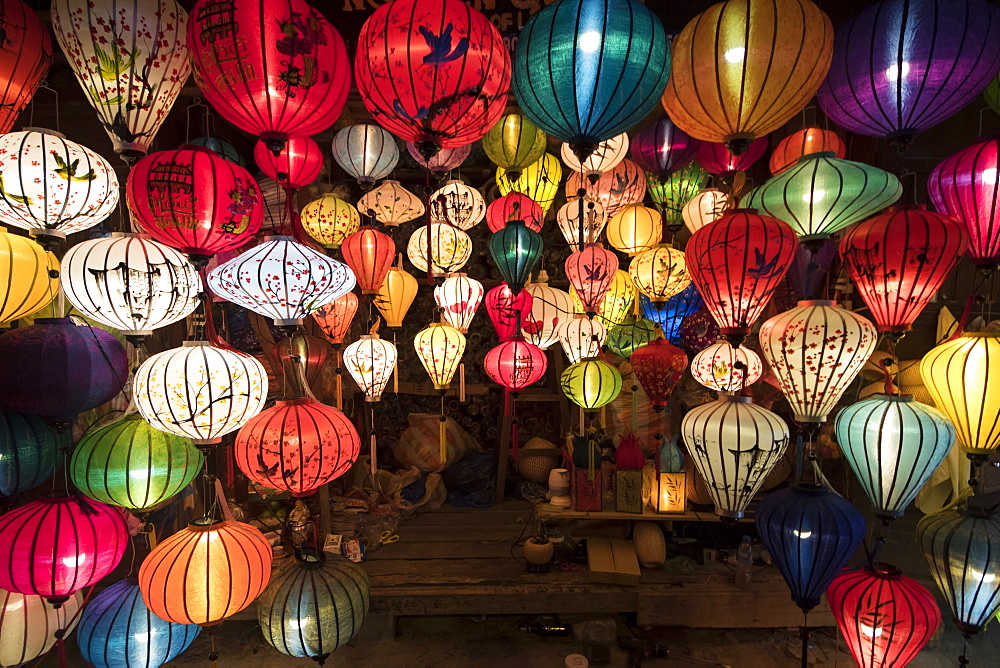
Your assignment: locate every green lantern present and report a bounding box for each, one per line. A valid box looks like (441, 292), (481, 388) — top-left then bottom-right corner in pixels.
(607, 316), (657, 358)
(70, 413), (202, 511)
(488, 220), (543, 295)
(561, 358), (622, 411)
(646, 163), (709, 230)
(742, 152), (902, 244)
(986, 72), (1000, 116)
(482, 114), (547, 179)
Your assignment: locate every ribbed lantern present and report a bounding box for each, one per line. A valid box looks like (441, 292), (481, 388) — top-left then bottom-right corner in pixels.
(484, 339), (548, 391)
(358, 180), (423, 227)
(301, 194), (361, 250)
(414, 322), (466, 390)
(757, 484), (866, 612)
(375, 265), (418, 328)
(835, 394), (955, 521)
(485, 283), (533, 342)
(593, 269), (635, 329)
(340, 226), (395, 295)
(331, 123), (399, 189)
(607, 205), (661, 256)
(557, 197), (608, 252)
(253, 135), (324, 190)
(497, 153), (562, 214)
(557, 315), (607, 364)
(771, 128), (846, 175)
(488, 220), (543, 294)
(52, 0), (190, 161)
(640, 284), (703, 345)
(434, 273), (484, 333)
(629, 244), (690, 303)
(522, 272), (574, 349)
(565, 159), (645, 218)
(0, 0), (51, 135)
(0, 409), (57, 499)
(0, 227), (58, 325)
(691, 340), (763, 393)
(681, 395), (789, 517)
(686, 210), (798, 344)
(406, 142), (471, 173)
(565, 243), (619, 316)
(680, 310), (720, 352)
(312, 292), (359, 346)
(77, 578), (199, 668)
(606, 316), (657, 359)
(483, 114), (547, 178)
(560, 133), (629, 179)
(826, 565), (941, 668)
(662, 0), (833, 152)
(139, 518), (272, 626)
(0, 495), (127, 602)
(840, 206), (967, 335)
(682, 189), (731, 235)
(273, 332), (328, 397)
(429, 181), (486, 231)
(695, 138), (769, 176)
(486, 193), (544, 234)
(631, 338), (688, 411)
(70, 413), (202, 511)
(355, 0), (510, 155)
(743, 152), (903, 243)
(0, 129), (118, 244)
(406, 223), (472, 277)
(561, 358), (622, 411)
(647, 162), (710, 229)
(134, 341), (268, 445)
(817, 0), (1000, 146)
(630, 116), (698, 177)
(344, 333), (397, 402)
(0, 588), (82, 666)
(188, 136), (246, 167)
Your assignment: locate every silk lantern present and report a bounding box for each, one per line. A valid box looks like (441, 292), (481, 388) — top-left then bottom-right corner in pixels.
(560, 133), (629, 179)
(629, 244), (690, 302)
(565, 158), (645, 218)
(253, 135), (324, 190)
(679, 310), (720, 352)
(52, 0), (190, 161)
(647, 162), (709, 229)
(817, 0), (1000, 146)
(522, 272), (574, 349)
(273, 332), (329, 397)
(188, 135), (246, 167)
(434, 273), (484, 333)
(631, 338), (688, 411)
(0, 0), (51, 135)
(557, 315), (607, 364)
(355, 0), (510, 155)
(358, 180), (424, 227)
(375, 265), (418, 328)
(486, 283), (533, 342)
(606, 316), (657, 359)
(489, 220), (543, 295)
(482, 114), (547, 178)
(840, 206), (967, 335)
(561, 358), (622, 411)
(771, 128), (846, 175)
(0, 588), (82, 666)
(301, 193), (361, 249)
(486, 193), (544, 234)
(484, 339), (548, 391)
(640, 284), (703, 344)
(406, 223), (472, 276)
(565, 244), (619, 316)
(695, 138), (769, 175)
(630, 116), (698, 177)
(682, 189), (731, 235)
(340, 226), (395, 295)
(607, 205), (661, 256)
(691, 340), (763, 393)
(686, 210), (798, 344)
(0, 409), (57, 499)
(312, 292), (359, 346)
(332, 123), (399, 189)
(429, 181), (486, 231)
(406, 142), (471, 173)
(663, 0), (833, 152)
(497, 153), (561, 213)
(0, 227), (58, 325)
(134, 341), (268, 445)
(593, 269), (635, 329)
(681, 395), (789, 517)
(557, 197), (608, 252)
(344, 333), (397, 402)
(414, 322), (466, 390)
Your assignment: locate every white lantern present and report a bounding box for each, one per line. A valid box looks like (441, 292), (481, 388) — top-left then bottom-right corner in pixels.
(51, 0), (191, 161)
(682, 189), (731, 235)
(0, 129), (118, 243)
(434, 273), (484, 333)
(357, 180), (424, 227)
(690, 340), (763, 393)
(331, 123), (399, 188)
(557, 314), (607, 364)
(134, 341), (268, 445)
(406, 223), (472, 276)
(343, 333), (397, 402)
(207, 236), (356, 329)
(0, 588), (83, 666)
(681, 395), (789, 518)
(61, 233), (201, 341)
(428, 180), (486, 231)
(522, 270), (575, 349)
(557, 197), (608, 252)
(560, 133), (629, 179)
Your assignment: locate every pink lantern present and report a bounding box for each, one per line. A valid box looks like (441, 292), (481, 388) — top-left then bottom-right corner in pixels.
(483, 339), (548, 391)
(565, 243), (619, 316)
(312, 292), (358, 347)
(485, 283), (532, 341)
(406, 142), (471, 172)
(486, 193), (544, 233)
(696, 138), (769, 176)
(253, 136), (324, 189)
(564, 159), (646, 218)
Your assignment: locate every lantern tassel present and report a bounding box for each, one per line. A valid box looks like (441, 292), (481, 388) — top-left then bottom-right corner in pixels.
(631, 385), (638, 433)
(511, 396), (519, 461)
(370, 434), (377, 485)
(335, 349), (343, 410)
(459, 363), (466, 402)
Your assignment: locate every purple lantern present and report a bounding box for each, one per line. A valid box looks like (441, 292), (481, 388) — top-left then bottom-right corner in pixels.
(787, 238), (838, 301)
(630, 116), (699, 177)
(817, 0), (1000, 147)
(406, 141), (471, 173)
(696, 138), (769, 177)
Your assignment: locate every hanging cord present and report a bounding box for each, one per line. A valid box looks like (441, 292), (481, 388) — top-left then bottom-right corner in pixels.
(27, 80), (60, 131)
(800, 611), (810, 668)
(183, 97), (211, 145)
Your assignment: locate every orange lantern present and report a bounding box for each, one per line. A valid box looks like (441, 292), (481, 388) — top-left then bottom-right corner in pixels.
(770, 127), (846, 174)
(375, 263), (418, 328)
(340, 226), (395, 295)
(312, 292), (359, 347)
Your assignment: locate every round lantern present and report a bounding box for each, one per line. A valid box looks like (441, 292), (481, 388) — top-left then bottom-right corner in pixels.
(489, 220), (543, 294)
(312, 292), (359, 347)
(375, 265), (418, 328)
(695, 138), (769, 176)
(630, 116), (698, 177)
(557, 315), (607, 364)
(817, 0), (1000, 146)
(648, 161), (710, 229)
(640, 284), (703, 344)
(835, 394), (955, 520)
(0, 495), (126, 602)
(253, 136), (324, 190)
(340, 226), (395, 295)
(355, 0), (510, 154)
(662, 0), (833, 152)
(771, 128), (846, 175)
(406, 223), (472, 276)
(826, 565), (941, 668)
(332, 123), (399, 189)
(406, 142), (471, 173)
(486, 283), (533, 342)
(522, 272), (575, 349)
(188, 136), (246, 167)
(0, 129), (118, 243)
(628, 244), (690, 302)
(682, 189), (732, 235)
(484, 339), (548, 391)
(486, 193), (544, 234)
(258, 552), (370, 662)
(482, 114), (547, 178)
(756, 484), (866, 612)
(607, 205), (661, 256)
(414, 322), (466, 390)
(358, 180), (423, 228)
(557, 197), (608, 252)
(71, 413), (202, 511)
(0, 588), (82, 666)
(920, 333), (1000, 455)
(139, 518), (272, 626)
(434, 273), (484, 334)
(565, 244), (619, 317)
(606, 316), (657, 359)
(127, 145), (263, 262)
(0, 227), (58, 325)
(561, 358), (622, 411)
(52, 0), (189, 160)
(681, 395), (789, 517)
(928, 137), (1000, 269)
(744, 152), (903, 242)
(513, 0), (670, 150)
(631, 338), (688, 411)
(679, 309), (720, 352)
(208, 236), (356, 329)
(565, 159), (645, 218)
(497, 153), (562, 213)
(691, 340), (763, 393)
(592, 269), (635, 329)
(560, 133), (629, 179)
(840, 206), (967, 335)
(0, 409), (57, 499)
(686, 210), (798, 344)
(0, 0), (51, 135)
(301, 193), (361, 250)
(187, 0), (348, 144)
(61, 234), (201, 341)
(134, 341), (268, 445)
(0, 317), (127, 427)
(428, 181), (486, 231)
(344, 333), (397, 402)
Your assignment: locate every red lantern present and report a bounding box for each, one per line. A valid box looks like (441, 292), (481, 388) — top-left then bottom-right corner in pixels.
(486, 193), (544, 233)
(253, 136), (324, 189)
(127, 146), (263, 264)
(340, 226), (396, 295)
(0, 0), (51, 135)
(840, 206), (967, 337)
(483, 339), (548, 391)
(312, 292), (358, 347)
(565, 243), (619, 316)
(686, 209), (797, 344)
(273, 332), (329, 396)
(630, 339), (688, 411)
(696, 138), (769, 176)
(485, 283), (533, 342)
(354, 0), (511, 156)
(187, 0), (349, 148)
(235, 398), (360, 497)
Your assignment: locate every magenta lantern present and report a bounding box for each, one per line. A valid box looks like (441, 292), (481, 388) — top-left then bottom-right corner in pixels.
(485, 283), (533, 342)
(253, 136), (324, 190)
(696, 138), (769, 176)
(630, 116), (699, 177)
(406, 142), (471, 172)
(483, 339), (548, 391)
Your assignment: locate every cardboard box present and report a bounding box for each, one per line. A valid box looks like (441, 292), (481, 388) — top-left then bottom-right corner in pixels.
(587, 537), (641, 586)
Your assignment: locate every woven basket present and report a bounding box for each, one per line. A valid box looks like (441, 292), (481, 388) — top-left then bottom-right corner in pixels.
(633, 522), (666, 567)
(518, 437), (560, 483)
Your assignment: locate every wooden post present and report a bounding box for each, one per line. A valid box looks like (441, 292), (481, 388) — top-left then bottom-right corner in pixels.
(318, 483), (331, 540)
(496, 395), (511, 503)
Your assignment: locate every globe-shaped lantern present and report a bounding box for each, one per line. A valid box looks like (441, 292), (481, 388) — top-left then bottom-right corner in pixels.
(695, 138), (769, 176)
(482, 114), (547, 178)
(484, 339), (548, 391)
(497, 153), (562, 214)
(840, 206), (967, 335)
(0, 409), (57, 499)
(591, 269), (635, 329)
(681, 395), (789, 518)
(0, 0), (51, 136)
(770, 128), (846, 175)
(647, 162), (709, 229)
(0, 588), (82, 666)
(488, 220), (543, 295)
(486, 193), (544, 234)
(312, 292), (359, 347)
(434, 273), (483, 334)
(691, 340), (763, 393)
(406, 142), (471, 173)
(682, 189), (732, 235)
(301, 193), (361, 250)
(607, 205), (661, 256)
(406, 223), (472, 277)
(522, 272), (575, 349)
(344, 333), (397, 402)
(630, 116), (699, 177)
(565, 243), (619, 316)
(835, 394), (955, 521)
(565, 159), (646, 218)
(640, 284), (703, 345)
(560, 133), (629, 180)
(428, 180), (486, 231)
(187, 0), (349, 146)
(253, 135), (324, 190)
(561, 357), (622, 411)
(631, 338), (688, 411)
(358, 180), (424, 227)
(340, 226), (395, 295)
(817, 0), (1000, 147)
(375, 265), (418, 328)
(127, 145), (263, 263)
(629, 244), (690, 302)
(70, 413), (202, 511)
(606, 316), (657, 359)
(332, 123), (399, 189)
(557, 315), (607, 364)
(686, 210), (798, 345)
(485, 283), (533, 342)
(756, 484), (866, 612)
(355, 0), (510, 155)
(188, 136), (246, 167)
(0, 227), (58, 325)
(134, 341), (268, 445)
(77, 579), (199, 668)
(61, 234), (201, 342)
(414, 322), (466, 390)
(557, 197), (608, 251)
(0, 495), (126, 603)
(679, 310), (720, 352)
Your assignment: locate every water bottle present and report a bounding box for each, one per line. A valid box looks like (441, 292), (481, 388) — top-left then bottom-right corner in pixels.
(736, 535), (753, 589)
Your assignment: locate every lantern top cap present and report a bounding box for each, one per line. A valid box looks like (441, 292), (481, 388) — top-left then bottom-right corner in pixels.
(359, 334), (379, 340)
(721, 394), (752, 404)
(796, 151), (838, 162)
(443, 179), (465, 186)
(731, 208), (760, 215)
(275, 398), (319, 408)
(875, 393), (914, 403)
(188, 517), (227, 530)
(22, 127), (65, 138)
(176, 144), (217, 154)
(790, 482), (826, 495)
(797, 299), (837, 307)
(109, 232), (150, 240)
(868, 563), (903, 578)
(962, 505), (999, 520)
(182, 340), (213, 348)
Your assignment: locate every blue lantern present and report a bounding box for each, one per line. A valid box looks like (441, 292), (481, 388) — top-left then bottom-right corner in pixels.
(76, 579), (199, 668)
(835, 394), (954, 521)
(0, 408), (58, 499)
(488, 220), (543, 295)
(756, 484), (865, 612)
(640, 285), (702, 344)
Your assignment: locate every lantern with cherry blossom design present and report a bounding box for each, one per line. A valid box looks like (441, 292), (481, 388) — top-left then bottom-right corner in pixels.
(691, 340), (763, 393)
(434, 273), (483, 333)
(486, 193), (544, 233)
(312, 292), (358, 346)
(301, 194), (361, 250)
(358, 180), (423, 227)
(253, 136), (324, 189)
(630, 338), (688, 411)
(340, 226), (395, 295)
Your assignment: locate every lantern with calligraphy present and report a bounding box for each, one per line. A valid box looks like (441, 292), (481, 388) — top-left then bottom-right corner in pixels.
(344, 333), (397, 402)
(375, 265), (418, 328)
(557, 197), (607, 252)
(0, 227), (58, 325)
(253, 135), (324, 190)
(561, 358), (622, 411)
(691, 340), (763, 393)
(565, 244), (619, 317)
(565, 158), (645, 218)
(485, 283), (533, 342)
(312, 292), (359, 346)
(482, 113), (547, 178)
(0, 0), (51, 135)
(770, 127), (846, 175)
(484, 339), (548, 391)
(631, 338), (688, 411)
(497, 153), (562, 214)
(630, 116), (698, 177)
(557, 315), (607, 364)
(340, 226), (395, 295)
(332, 123), (399, 189)
(414, 322), (466, 390)
(434, 273), (484, 333)
(301, 194), (361, 250)
(406, 224), (472, 277)
(358, 180), (423, 227)
(486, 193), (544, 233)
(560, 133), (629, 180)
(428, 181), (486, 231)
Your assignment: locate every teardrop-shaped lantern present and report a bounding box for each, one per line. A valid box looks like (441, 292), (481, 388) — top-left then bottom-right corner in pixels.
(557, 315), (607, 364)
(497, 153), (562, 214)
(565, 159), (646, 218)
(488, 220), (543, 294)
(406, 223), (473, 277)
(565, 243), (619, 316)
(301, 194), (361, 250)
(690, 340), (763, 393)
(434, 273), (484, 333)
(406, 142), (471, 173)
(630, 116), (698, 177)
(482, 113), (547, 178)
(631, 338), (688, 411)
(331, 123), (399, 189)
(0, 409), (57, 499)
(560, 133), (629, 179)
(253, 136), (323, 190)
(522, 272), (575, 349)
(484, 339), (548, 391)
(486, 193), (544, 233)
(647, 162), (710, 229)
(557, 197), (608, 252)
(0, 0), (51, 136)
(344, 333), (397, 402)
(486, 283), (533, 342)
(629, 244), (690, 302)
(606, 316), (657, 359)
(375, 265), (418, 328)
(770, 128), (846, 175)
(414, 322), (467, 390)
(312, 292), (359, 347)
(358, 180), (423, 227)
(640, 284), (703, 345)
(561, 358), (622, 411)
(429, 180), (487, 231)
(0, 227), (58, 325)
(340, 226), (395, 295)
(0, 588), (81, 666)
(682, 189), (732, 235)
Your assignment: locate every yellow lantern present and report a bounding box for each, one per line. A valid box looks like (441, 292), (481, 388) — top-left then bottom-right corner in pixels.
(657, 471), (687, 513)
(0, 227), (58, 326)
(557, 197), (608, 251)
(628, 245), (690, 302)
(413, 321), (466, 390)
(374, 262), (418, 328)
(682, 189), (732, 234)
(607, 204), (661, 255)
(406, 223), (472, 276)
(482, 113), (547, 178)
(300, 193), (361, 249)
(561, 357), (622, 411)
(497, 153), (561, 213)
(559, 133), (629, 180)
(571, 269), (634, 329)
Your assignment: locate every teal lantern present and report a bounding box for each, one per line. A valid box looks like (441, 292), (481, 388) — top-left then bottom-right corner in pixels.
(488, 220), (543, 295)
(606, 316), (657, 358)
(835, 394), (954, 521)
(0, 408), (58, 499)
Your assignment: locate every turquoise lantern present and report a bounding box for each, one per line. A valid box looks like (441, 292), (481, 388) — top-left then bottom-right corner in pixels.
(488, 220), (543, 295)
(0, 408), (58, 499)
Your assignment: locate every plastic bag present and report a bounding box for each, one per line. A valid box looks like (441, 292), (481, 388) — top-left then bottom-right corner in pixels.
(440, 451), (497, 509)
(393, 413), (480, 472)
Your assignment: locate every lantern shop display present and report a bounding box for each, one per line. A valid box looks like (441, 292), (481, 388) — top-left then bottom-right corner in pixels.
(559, 133), (629, 179)
(434, 273), (484, 334)
(690, 340), (763, 393)
(428, 181), (486, 231)
(486, 193), (544, 234)
(253, 135), (324, 190)
(483, 339), (548, 391)
(607, 204), (661, 256)
(0, 0), (51, 135)
(557, 315), (607, 364)
(560, 358), (622, 411)
(628, 244), (690, 302)
(406, 142), (471, 173)
(522, 272), (575, 349)
(0, 409), (57, 499)
(565, 159), (646, 218)
(557, 197), (608, 251)
(358, 181), (423, 227)
(485, 283), (533, 342)
(332, 123), (399, 189)
(312, 292), (359, 346)
(340, 226), (395, 295)
(344, 333), (397, 402)
(406, 224), (473, 277)
(488, 220), (543, 294)
(482, 113), (547, 178)
(414, 321), (466, 390)
(631, 338), (688, 411)
(0, 226), (58, 325)
(681, 189), (731, 235)
(497, 153), (562, 213)
(565, 243), (619, 316)
(770, 127), (846, 174)
(630, 116), (698, 177)
(0, 588), (82, 666)
(640, 286), (703, 345)
(375, 265), (418, 328)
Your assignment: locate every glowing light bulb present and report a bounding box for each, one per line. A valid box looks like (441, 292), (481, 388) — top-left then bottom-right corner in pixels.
(802, 189), (826, 204)
(793, 529), (812, 539)
(886, 61), (910, 82)
(61, 554), (87, 567)
(724, 47), (746, 64)
(861, 623), (884, 638)
(982, 167), (998, 183)
(579, 30), (602, 53)
(129, 469), (151, 480)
